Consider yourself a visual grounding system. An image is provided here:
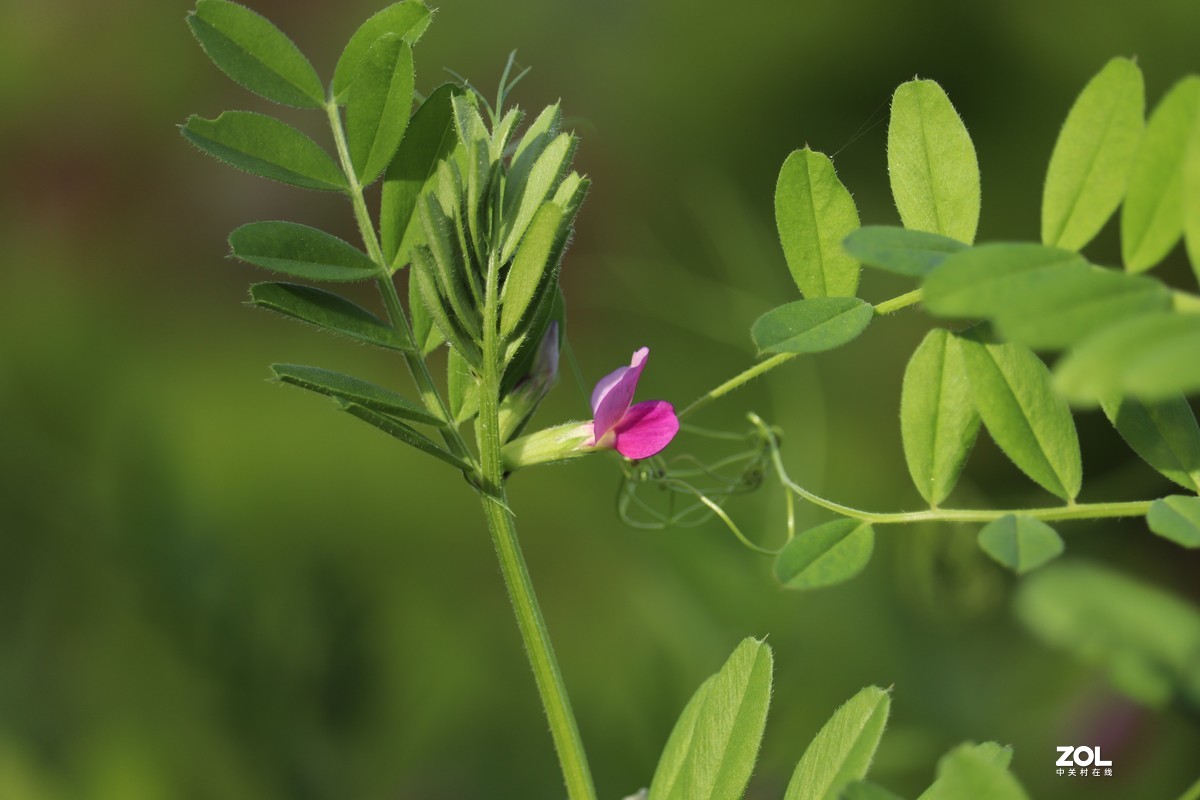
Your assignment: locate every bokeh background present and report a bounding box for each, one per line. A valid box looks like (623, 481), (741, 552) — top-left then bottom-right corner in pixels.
(2, 0), (1200, 798)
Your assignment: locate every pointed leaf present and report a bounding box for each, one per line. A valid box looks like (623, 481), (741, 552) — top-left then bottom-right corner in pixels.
(339, 402), (472, 472)
(1147, 496), (1200, 548)
(783, 687), (891, 800)
(501, 132), (575, 262)
(1042, 57), (1145, 250)
(659, 639), (773, 800)
(501, 203), (564, 338)
(917, 744), (1028, 800)
(271, 363), (438, 425)
(1186, 95), (1200, 280)
(923, 243), (1170, 349)
(1123, 77), (1200, 272)
(181, 111), (346, 191)
(888, 79), (981, 244)
(977, 515), (1065, 574)
(229, 221), (378, 281)
(956, 330), (1082, 500)
(1102, 394), (1200, 492)
(447, 348), (479, 424)
(901, 329), (980, 506)
(774, 519), (874, 591)
(187, 0), (324, 108)
(346, 34), (414, 185)
(775, 148), (861, 298)
(1055, 312), (1200, 403)
(751, 297), (872, 355)
(248, 282), (411, 351)
(382, 85), (463, 267)
(331, 1), (431, 100)
(408, 267), (443, 355)
(648, 678), (714, 800)
(842, 225), (967, 278)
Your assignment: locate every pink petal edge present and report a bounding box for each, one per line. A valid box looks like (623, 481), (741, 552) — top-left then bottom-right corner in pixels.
(591, 347), (650, 440)
(612, 400), (679, 460)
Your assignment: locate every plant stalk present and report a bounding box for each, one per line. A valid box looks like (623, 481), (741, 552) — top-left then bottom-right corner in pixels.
(478, 253), (598, 800)
(324, 99), (472, 462)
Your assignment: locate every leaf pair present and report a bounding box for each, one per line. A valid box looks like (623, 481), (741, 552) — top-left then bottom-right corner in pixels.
(902, 328), (1081, 505)
(1042, 56), (1200, 279)
(185, 1), (429, 190)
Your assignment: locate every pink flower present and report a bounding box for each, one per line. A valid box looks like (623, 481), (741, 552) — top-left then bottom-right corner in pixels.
(588, 347), (679, 460)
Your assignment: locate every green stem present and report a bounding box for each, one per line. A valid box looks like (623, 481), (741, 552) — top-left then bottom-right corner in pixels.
(873, 288), (922, 316)
(680, 352), (796, 419)
(751, 413), (1153, 525)
(478, 252), (597, 800)
(324, 99), (472, 463)
(680, 289), (923, 420)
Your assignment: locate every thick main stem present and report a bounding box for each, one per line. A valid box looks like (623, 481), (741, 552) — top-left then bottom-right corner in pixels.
(478, 267), (597, 799)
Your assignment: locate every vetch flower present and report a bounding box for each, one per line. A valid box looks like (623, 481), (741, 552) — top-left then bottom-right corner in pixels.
(501, 346), (679, 472)
(588, 347), (679, 460)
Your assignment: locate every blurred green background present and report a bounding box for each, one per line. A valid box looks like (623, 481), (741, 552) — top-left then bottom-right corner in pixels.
(3, 0), (1200, 798)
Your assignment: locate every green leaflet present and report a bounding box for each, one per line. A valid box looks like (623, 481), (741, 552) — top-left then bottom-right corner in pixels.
(783, 687), (891, 800)
(1042, 57), (1145, 251)
(345, 34), (414, 186)
(408, 267), (443, 355)
(1102, 394), (1200, 492)
(917, 744), (1028, 800)
(447, 348), (479, 424)
(331, 0), (431, 100)
(181, 112), (347, 191)
(842, 225), (967, 278)
(188, 0), (324, 108)
(229, 221), (378, 282)
(411, 247), (482, 365)
(774, 148), (861, 298)
(501, 203), (565, 338)
(1122, 77), (1200, 273)
(888, 79), (981, 244)
(1186, 89), (1200, 280)
(977, 515), (1065, 574)
(774, 519), (874, 590)
(1016, 561), (1200, 708)
(653, 639), (773, 800)
(382, 84), (463, 267)
(248, 282), (410, 351)
(501, 132), (576, 262)
(270, 363), (438, 425)
(956, 330), (1082, 501)
(923, 243), (1170, 350)
(1147, 496), (1200, 548)
(647, 678), (714, 800)
(339, 402), (472, 472)
(901, 329), (980, 506)
(1055, 312), (1200, 403)
(750, 298), (873, 355)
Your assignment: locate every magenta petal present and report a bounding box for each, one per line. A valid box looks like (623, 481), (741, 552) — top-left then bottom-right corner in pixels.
(612, 400), (679, 460)
(591, 347), (649, 440)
